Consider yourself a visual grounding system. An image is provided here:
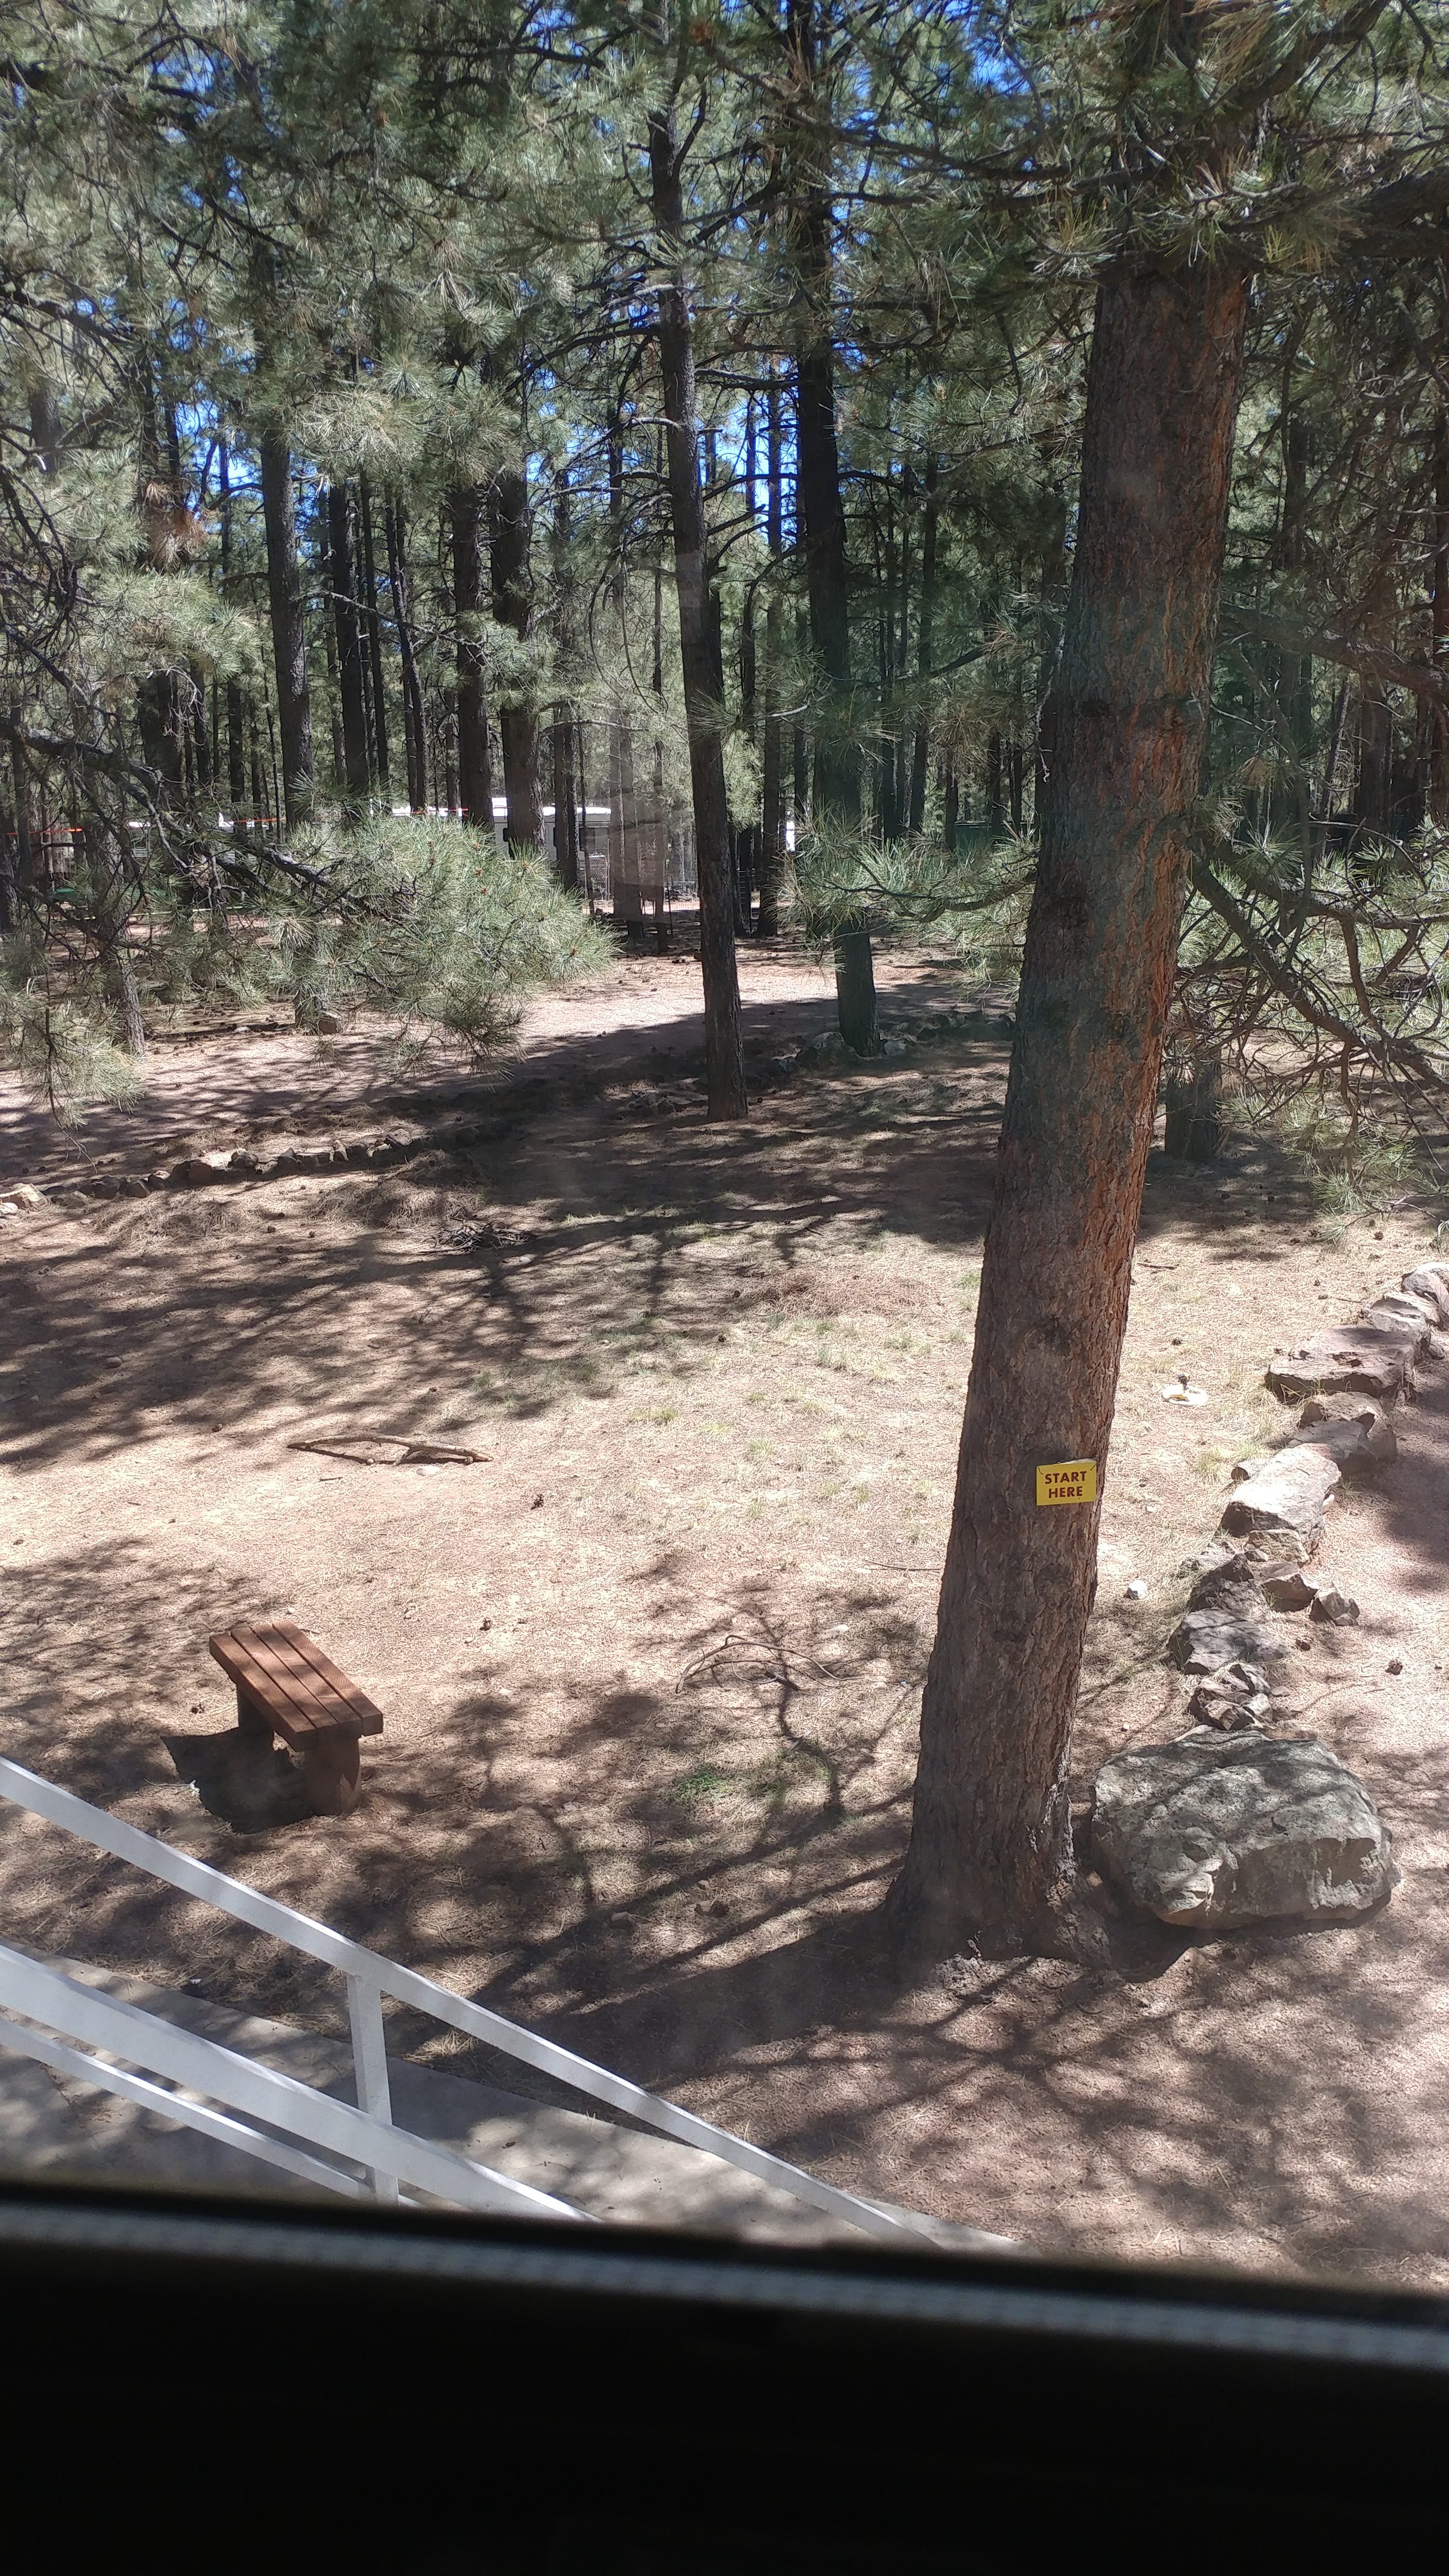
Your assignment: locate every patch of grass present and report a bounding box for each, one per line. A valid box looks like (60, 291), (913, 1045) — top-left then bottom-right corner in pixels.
(744, 1743), (836, 1814)
(670, 1763), (734, 1809)
(469, 1352), (609, 1414)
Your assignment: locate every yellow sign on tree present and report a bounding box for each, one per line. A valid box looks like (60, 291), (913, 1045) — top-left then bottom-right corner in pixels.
(1035, 1460), (1098, 1507)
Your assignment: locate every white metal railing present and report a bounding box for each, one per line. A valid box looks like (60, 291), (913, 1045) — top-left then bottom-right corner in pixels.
(0, 1757), (935, 2243)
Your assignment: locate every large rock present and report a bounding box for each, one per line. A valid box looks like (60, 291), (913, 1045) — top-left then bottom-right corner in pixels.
(1402, 1266), (1449, 1325)
(1187, 1664), (1273, 1730)
(1257, 1561), (1317, 1609)
(169, 1151), (233, 1187)
(1090, 1732), (1397, 1930)
(1266, 1326), (1416, 1406)
(1360, 1294), (1433, 1354)
(1286, 1415), (1391, 1478)
(1292, 1392), (1396, 1473)
(1186, 1554), (1266, 1616)
(1219, 1447), (1339, 1561)
(1168, 1609), (1291, 1674)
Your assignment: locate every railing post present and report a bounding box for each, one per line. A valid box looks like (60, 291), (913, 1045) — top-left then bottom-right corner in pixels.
(346, 1971), (399, 2206)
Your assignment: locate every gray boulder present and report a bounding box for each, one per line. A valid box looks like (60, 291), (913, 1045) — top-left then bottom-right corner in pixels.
(1186, 1664), (1273, 1730)
(1309, 1586), (1360, 1626)
(1186, 1554), (1266, 1616)
(1360, 1294), (1434, 1354)
(1294, 1392), (1396, 1471)
(1266, 1327), (1416, 1406)
(1287, 1417), (1387, 1478)
(1402, 1266), (1449, 1325)
(1091, 1732), (1397, 1930)
(800, 1030), (847, 1067)
(170, 1152), (233, 1187)
(1219, 1447), (1340, 1561)
(1168, 1609), (1291, 1674)
(1257, 1561), (1317, 1610)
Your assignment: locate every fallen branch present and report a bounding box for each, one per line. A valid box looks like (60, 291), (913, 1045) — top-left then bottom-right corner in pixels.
(288, 1436), (490, 1467)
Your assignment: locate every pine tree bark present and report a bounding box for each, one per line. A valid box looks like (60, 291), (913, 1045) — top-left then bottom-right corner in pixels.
(941, 763), (959, 852)
(790, 138), (879, 1054)
(326, 481), (370, 806)
(451, 485), (493, 833)
(1429, 414), (1449, 826)
(489, 464), (543, 850)
(259, 437), (314, 829)
(611, 718), (643, 925)
(9, 736), (34, 886)
(648, 95), (747, 1119)
(758, 376), (786, 938)
(552, 713), (580, 887)
(385, 491), (428, 812)
(549, 469), (581, 886)
(359, 474), (390, 791)
(908, 454), (938, 835)
(887, 258), (1249, 1956)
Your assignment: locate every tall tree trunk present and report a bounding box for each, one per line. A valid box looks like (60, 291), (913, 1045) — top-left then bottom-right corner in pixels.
(9, 734), (34, 886)
(359, 475), (390, 792)
(1429, 414), (1449, 826)
(451, 485), (493, 833)
(610, 717), (642, 923)
(385, 491), (428, 813)
(941, 762), (959, 852)
(648, 544), (671, 946)
(78, 691), (145, 1058)
(986, 728), (1004, 833)
(0, 797), (15, 931)
(791, 141), (879, 1053)
(318, 505), (346, 792)
(759, 376), (786, 938)
(259, 437), (314, 829)
(489, 463), (543, 851)
(648, 93), (747, 1120)
(888, 257), (1249, 1958)
(793, 607), (809, 828)
(552, 712), (580, 887)
(1354, 691), (1392, 835)
(249, 700), (265, 829)
(326, 481), (370, 806)
(576, 718), (593, 906)
(549, 468), (581, 886)
(908, 454), (938, 835)
(93, 826), (145, 1059)
(877, 470), (900, 841)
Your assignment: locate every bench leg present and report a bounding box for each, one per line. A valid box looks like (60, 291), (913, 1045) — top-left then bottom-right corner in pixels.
(301, 1733), (362, 1818)
(235, 1684), (274, 1744)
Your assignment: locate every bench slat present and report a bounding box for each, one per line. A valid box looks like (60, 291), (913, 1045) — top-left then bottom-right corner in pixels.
(209, 1624), (380, 1745)
(210, 1632), (335, 1740)
(268, 1621), (385, 1737)
(228, 1627), (365, 1736)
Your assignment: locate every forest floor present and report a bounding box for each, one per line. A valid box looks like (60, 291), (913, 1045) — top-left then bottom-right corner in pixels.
(3, 929), (1449, 2286)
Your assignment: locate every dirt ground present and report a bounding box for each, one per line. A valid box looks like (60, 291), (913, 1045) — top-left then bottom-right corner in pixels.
(3, 933), (1448, 2287)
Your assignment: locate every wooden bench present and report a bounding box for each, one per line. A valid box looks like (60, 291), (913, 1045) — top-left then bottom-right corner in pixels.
(209, 1621), (384, 1817)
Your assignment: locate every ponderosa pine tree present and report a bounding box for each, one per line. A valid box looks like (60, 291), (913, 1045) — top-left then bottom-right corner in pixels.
(647, 37), (748, 1121)
(888, 0), (1449, 1957)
